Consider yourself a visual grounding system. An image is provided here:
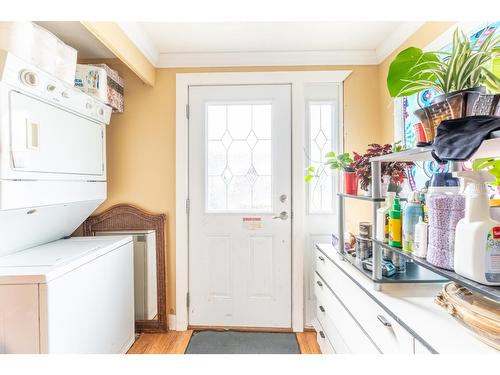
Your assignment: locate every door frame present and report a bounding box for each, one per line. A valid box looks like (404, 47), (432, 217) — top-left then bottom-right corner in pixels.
(175, 71), (351, 332)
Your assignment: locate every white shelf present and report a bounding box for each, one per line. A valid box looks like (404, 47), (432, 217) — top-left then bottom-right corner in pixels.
(369, 137), (500, 163)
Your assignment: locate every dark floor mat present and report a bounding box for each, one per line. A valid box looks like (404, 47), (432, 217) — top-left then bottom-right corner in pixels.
(185, 330), (300, 354)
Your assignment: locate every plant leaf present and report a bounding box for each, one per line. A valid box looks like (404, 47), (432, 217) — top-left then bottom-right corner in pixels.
(387, 47), (440, 97)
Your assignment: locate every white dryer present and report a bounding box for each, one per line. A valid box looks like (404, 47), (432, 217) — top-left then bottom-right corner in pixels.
(0, 50), (135, 353)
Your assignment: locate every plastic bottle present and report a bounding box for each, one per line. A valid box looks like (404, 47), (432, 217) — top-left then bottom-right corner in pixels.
(376, 192), (395, 244)
(453, 171), (500, 286)
(414, 217), (428, 258)
(402, 191), (424, 252)
(388, 197), (402, 248)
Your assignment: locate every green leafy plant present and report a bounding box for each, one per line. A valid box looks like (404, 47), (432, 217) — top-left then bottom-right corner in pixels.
(387, 28), (500, 97)
(472, 158), (500, 186)
(304, 152), (354, 182)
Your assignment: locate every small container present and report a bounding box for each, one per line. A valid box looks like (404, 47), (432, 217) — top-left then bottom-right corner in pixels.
(359, 222), (372, 239)
(391, 252), (406, 273)
(355, 236), (372, 261)
(414, 217), (428, 258)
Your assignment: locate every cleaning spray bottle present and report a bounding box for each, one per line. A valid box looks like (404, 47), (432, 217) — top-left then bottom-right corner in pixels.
(453, 171), (500, 285)
(376, 192), (395, 244)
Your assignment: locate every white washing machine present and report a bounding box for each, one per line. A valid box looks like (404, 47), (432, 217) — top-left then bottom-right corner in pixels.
(0, 49), (135, 353)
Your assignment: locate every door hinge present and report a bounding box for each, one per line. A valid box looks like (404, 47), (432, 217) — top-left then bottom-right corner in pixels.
(185, 104), (190, 119)
(290, 210), (294, 220)
(186, 292), (190, 308)
(185, 198), (190, 214)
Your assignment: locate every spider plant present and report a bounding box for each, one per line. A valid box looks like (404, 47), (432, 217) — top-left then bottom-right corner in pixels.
(387, 28), (500, 98)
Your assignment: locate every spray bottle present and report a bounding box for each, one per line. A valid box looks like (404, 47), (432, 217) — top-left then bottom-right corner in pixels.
(376, 192), (395, 244)
(453, 171), (500, 285)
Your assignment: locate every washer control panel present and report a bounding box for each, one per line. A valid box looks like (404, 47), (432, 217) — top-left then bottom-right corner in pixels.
(0, 52), (112, 124)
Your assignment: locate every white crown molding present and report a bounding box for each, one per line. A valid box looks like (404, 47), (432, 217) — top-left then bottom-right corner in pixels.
(156, 50), (379, 68)
(116, 22), (160, 66)
(119, 22), (432, 68)
(375, 21), (425, 62)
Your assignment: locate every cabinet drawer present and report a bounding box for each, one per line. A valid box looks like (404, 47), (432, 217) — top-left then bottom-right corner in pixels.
(414, 339), (433, 354)
(315, 323), (335, 354)
(314, 273), (379, 354)
(316, 250), (414, 354)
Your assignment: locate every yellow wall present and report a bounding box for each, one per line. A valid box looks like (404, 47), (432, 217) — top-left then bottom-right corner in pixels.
(378, 22), (454, 143)
(90, 21), (456, 315)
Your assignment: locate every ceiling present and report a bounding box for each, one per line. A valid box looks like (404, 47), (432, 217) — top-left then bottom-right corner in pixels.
(119, 21), (424, 67)
(34, 21), (425, 67)
(141, 22), (405, 53)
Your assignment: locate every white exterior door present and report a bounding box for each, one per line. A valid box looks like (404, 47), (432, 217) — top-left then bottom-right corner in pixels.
(188, 84), (292, 328)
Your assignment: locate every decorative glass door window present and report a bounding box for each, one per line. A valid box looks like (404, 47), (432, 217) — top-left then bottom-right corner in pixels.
(206, 103), (272, 212)
(308, 102), (335, 213)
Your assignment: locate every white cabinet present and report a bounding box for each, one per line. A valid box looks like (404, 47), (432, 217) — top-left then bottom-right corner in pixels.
(314, 247), (421, 355)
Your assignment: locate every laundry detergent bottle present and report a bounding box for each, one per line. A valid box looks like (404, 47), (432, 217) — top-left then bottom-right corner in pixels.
(453, 171), (500, 285)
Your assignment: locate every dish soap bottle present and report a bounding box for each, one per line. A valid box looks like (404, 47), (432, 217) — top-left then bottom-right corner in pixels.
(376, 192), (395, 244)
(453, 171), (500, 286)
(402, 191), (424, 253)
(389, 196), (402, 248)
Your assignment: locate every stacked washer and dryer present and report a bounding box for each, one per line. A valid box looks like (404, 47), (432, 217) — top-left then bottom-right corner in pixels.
(0, 50), (135, 353)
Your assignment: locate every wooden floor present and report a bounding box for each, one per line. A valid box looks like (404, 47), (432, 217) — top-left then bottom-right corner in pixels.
(128, 330), (321, 354)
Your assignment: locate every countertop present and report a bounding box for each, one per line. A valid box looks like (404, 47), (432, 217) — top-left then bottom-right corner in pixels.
(316, 243), (498, 354)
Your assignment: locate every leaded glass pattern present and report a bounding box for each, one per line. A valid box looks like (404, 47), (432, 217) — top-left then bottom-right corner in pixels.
(206, 104), (272, 211)
(309, 102), (335, 213)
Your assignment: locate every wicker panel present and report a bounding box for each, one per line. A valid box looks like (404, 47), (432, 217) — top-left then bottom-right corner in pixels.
(83, 204), (168, 332)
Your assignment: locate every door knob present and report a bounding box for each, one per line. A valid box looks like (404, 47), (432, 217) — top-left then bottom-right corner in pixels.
(273, 211), (288, 220)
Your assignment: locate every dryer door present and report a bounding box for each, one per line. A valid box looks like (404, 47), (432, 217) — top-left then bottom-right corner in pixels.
(8, 91), (105, 179)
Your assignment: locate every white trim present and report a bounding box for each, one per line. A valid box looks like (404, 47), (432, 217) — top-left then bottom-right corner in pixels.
(168, 314), (177, 331)
(159, 50), (378, 68)
(116, 22), (160, 66)
(119, 23), (427, 68)
(375, 22), (425, 62)
(175, 70), (351, 332)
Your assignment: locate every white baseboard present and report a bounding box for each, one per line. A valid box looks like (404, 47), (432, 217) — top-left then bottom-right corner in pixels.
(168, 314), (177, 330)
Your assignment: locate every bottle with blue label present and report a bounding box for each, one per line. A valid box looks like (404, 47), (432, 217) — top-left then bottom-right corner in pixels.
(402, 191), (424, 253)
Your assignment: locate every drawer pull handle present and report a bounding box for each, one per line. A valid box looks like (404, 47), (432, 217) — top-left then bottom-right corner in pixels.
(319, 305), (325, 313)
(316, 280), (323, 287)
(318, 256), (325, 261)
(377, 315), (392, 327)
(319, 331), (326, 339)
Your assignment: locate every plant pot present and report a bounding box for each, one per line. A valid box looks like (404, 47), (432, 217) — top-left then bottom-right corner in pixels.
(430, 86), (486, 105)
(344, 169), (358, 195)
(362, 184), (372, 197)
(414, 87), (500, 143)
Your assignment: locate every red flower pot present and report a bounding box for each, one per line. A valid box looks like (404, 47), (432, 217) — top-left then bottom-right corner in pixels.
(344, 170), (358, 195)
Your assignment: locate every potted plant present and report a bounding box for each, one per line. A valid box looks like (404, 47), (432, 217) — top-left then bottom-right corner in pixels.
(387, 28), (500, 143)
(352, 143), (414, 196)
(305, 151), (358, 195)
